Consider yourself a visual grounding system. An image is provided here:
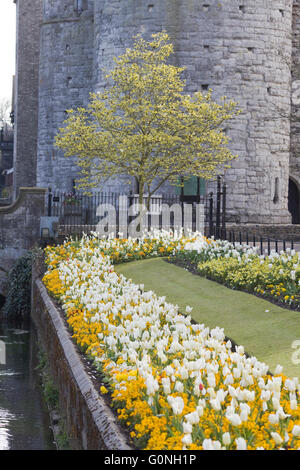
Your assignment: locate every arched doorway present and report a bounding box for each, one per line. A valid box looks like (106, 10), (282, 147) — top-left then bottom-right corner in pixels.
(0, 294), (5, 311)
(288, 178), (300, 224)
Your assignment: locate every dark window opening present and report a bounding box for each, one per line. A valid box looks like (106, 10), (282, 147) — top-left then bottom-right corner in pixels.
(74, 0), (88, 12)
(0, 295), (6, 310)
(176, 176), (206, 202)
(273, 177), (279, 204)
(288, 178), (300, 224)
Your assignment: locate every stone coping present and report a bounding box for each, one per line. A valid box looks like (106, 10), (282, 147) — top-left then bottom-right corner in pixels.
(0, 187), (47, 214)
(34, 278), (132, 450)
(226, 223), (300, 241)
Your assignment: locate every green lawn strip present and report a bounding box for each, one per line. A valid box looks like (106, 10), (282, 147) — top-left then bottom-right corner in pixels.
(115, 257), (300, 379)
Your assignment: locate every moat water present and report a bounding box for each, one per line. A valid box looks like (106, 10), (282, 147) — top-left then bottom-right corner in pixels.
(0, 319), (56, 450)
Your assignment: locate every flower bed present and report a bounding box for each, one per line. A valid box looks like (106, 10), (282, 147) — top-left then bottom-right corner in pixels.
(172, 239), (300, 309)
(42, 232), (300, 450)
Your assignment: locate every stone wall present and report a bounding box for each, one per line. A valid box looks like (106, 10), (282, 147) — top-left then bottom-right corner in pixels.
(13, 0), (43, 198)
(291, 0), (300, 189)
(31, 259), (132, 450)
(226, 223), (300, 241)
(96, 0), (293, 224)
(36, 0), (94, 192)
(13, 1), (299, 225)
(0, 187), (46, 296)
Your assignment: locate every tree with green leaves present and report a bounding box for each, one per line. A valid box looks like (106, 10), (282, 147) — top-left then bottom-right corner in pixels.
(55, 32), (239, 217)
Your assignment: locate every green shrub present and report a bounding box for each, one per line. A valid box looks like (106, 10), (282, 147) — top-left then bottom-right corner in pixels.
(3, 251), (34, 319)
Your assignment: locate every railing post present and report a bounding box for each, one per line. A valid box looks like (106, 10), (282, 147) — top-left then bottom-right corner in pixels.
(48, 187), (52, 217)
(209, 192), (214, 237)
(216, 176), (221, 239)
(222, 181), (226, 237)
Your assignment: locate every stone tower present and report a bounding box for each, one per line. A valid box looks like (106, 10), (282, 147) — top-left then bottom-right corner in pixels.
(14, 0), (300, 224)
(13, 0), (43, 197)
(93, 0), (293, 224)
(36, 0), (94, 191)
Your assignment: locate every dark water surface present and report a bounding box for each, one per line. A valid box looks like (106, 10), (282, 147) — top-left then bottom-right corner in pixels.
(0, 320), (56, 450)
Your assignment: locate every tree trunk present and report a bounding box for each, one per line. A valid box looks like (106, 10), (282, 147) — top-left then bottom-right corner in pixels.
(137, 180), (145, 234)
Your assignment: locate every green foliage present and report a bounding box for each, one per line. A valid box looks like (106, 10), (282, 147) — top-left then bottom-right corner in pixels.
(1, 187), (11, 199)
(197, 255), (300, 307)
(36, 350), (70, 450)
(55, 32), (239, 209)
(43, 377), (59, 409)
(36, 350), (59, 408)
(56, 429), (71, 450)
(3, 251), (34, 319)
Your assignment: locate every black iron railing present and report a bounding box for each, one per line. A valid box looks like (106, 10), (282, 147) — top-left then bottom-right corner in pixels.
(213, 226), (296, 256)
(47, 189), (216, 236)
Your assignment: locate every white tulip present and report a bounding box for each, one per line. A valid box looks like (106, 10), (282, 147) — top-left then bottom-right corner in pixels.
(261, 390), (271, 402)
(272, 397), (280, 411)
(227, 413), (242, 426)
(161, 377), (171, 395)
(290, 399), (298, 410)
(222, 432), (231, 446)
(183, 421), (193, 434)
(196, 406), (204, 418)
(216, 389), (228, 403)
(213, 440), (222, 450)
(167, 396), (185, 416)
(175, 381), (184, 393)
(224, 374), (234, 385)
(271, 432), (283, 446)
(275, 365), (283, 375)
(233, 368), (241, 379)
(210, 398), (221, 411)
(268, 414), (279, 425)
(292, 425), (300, 437)
(235, 437), (247, 450)
(207, 373), (216, 388)
(285, 379), (296, 392)
(181, 434), (193, 446)
(202, 439), (214, 450)
(185, 411), (200, 425)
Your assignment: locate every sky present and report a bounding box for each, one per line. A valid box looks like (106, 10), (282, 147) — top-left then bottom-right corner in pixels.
(0, 0), (16, 103)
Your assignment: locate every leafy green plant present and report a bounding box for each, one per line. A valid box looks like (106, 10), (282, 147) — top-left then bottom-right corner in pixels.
(43, 376), (59, 409)
(0, 187), (11, 199)
(56, 429), (71, 450)
(3, 251), (34, 319)
(36, 349), (71, 450)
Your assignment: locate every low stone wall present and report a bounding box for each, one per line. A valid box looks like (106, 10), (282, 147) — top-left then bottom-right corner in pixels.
(0, 187), (47, 296)
(226, 224), (300, 241)
(31, 260), (132, 450)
